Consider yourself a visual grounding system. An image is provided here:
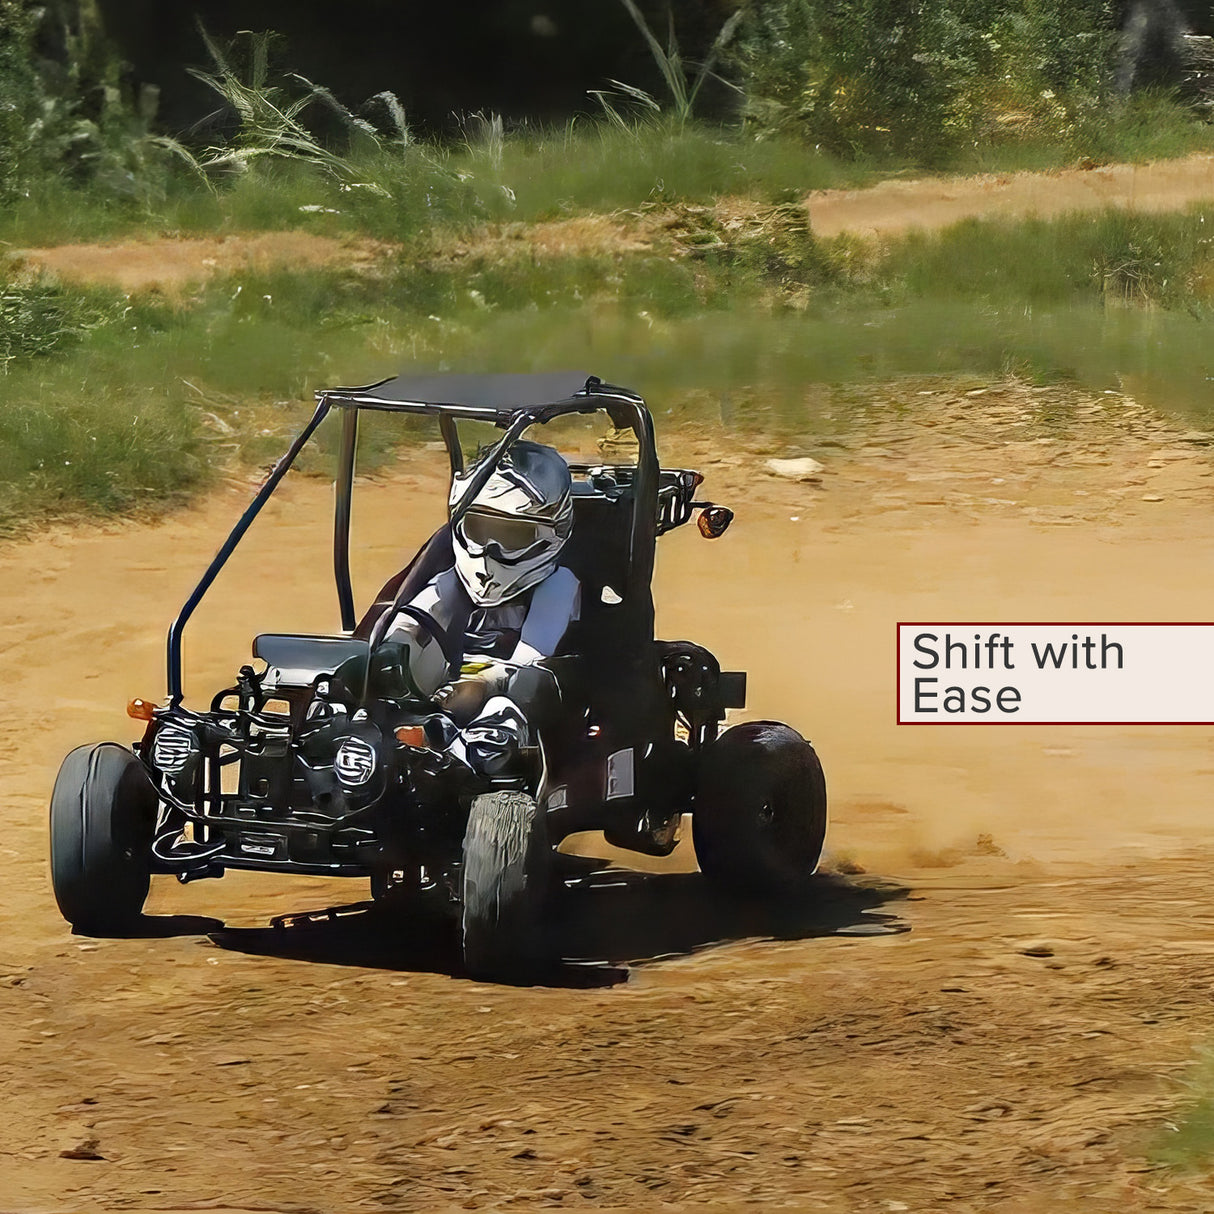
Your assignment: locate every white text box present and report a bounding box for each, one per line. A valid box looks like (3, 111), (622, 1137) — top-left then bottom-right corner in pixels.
(897, 624), (1214, 724)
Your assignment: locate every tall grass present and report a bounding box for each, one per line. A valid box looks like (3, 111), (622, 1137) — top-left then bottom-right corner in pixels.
(0, 123), (859, 246)
(873, 207), (1214, 310)
(9, 15), (1214, 538)
(612, 0), (743, 129)
(5, 98), (1213, 251)
(7, 201), (1214, 533)
(4, 10), (1212, 253)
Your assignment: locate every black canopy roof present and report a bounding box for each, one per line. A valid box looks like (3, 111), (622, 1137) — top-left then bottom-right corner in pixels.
(318, 371), (641, 420)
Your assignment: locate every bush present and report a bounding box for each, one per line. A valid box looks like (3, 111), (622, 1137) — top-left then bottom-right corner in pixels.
(0, 0), (192, 208)
(0, 1), (41, 198)
(732, 0), (1119, 161)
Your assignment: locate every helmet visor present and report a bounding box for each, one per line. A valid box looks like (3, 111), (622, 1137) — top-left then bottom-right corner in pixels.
(460, 509), (544, 556)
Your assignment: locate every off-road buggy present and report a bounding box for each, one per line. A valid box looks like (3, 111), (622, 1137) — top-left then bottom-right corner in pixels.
(50, 373), (827, 980)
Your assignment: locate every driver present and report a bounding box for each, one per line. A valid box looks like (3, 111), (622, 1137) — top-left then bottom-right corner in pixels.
(381, 440), (580, 775)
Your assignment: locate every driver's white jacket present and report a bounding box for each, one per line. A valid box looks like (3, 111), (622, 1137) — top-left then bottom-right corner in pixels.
(383, 565), (580, 773)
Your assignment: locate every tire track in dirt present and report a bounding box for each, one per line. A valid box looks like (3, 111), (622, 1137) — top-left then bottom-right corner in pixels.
(6, 379), (1214, 1208)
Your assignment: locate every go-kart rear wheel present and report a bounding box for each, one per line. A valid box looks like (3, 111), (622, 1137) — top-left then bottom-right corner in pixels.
(49, 743), (157, 934)
(692, 721), (826, 896)
(461, 790), (550, 982)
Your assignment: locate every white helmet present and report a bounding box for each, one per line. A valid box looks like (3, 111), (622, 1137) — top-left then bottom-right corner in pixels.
(450, 440), (574, 606)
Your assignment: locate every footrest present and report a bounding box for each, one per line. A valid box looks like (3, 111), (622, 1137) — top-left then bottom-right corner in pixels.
(271, 901), (374, 931)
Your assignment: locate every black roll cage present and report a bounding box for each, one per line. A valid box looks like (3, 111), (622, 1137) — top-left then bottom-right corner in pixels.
(166, 374), (657, 706)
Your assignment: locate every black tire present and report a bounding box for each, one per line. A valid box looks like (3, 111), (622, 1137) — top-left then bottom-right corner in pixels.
(692, 721), (827, 896)
(461, 790), (550, 982)
(50, 743), (157, 934)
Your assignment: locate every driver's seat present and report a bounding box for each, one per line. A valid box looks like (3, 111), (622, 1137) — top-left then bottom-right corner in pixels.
(354, 525), (454, 641)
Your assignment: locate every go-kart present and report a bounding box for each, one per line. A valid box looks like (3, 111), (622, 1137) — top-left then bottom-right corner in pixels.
(49, 372), (827, 981)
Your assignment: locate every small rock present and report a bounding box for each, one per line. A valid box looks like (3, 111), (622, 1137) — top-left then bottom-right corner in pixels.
(1141, 494), (1164, 502)
(765, 456), (824, 480)
(1019, 941), (1055, 958)
(60, 1138), (104, 1161)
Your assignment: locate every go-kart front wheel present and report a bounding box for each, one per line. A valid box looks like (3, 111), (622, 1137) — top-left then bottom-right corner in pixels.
(692, 721), (827, 896)
(461, 790), (551, 982)
(49, 743), (157, 934)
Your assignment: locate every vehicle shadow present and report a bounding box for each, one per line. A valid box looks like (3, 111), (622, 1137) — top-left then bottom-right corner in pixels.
(74, 913), (227, 940)
(206, 859), (911, 988)
(555, 859), (911, 969)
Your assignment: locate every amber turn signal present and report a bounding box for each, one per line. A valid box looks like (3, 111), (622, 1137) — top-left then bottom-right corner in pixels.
(394, 724), (428, 747)
(127, 698), (156, 721)
(697, 505), (734, 539)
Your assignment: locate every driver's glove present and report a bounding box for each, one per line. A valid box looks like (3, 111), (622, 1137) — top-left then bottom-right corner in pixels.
(432, 664), (510, 726)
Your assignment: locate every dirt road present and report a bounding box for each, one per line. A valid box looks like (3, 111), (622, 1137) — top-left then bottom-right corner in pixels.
(5, 378), (1214, 1210)
(807, 153), (1214, 238)
(15, 152), (1214, 297)
(14, 232), (390, 294)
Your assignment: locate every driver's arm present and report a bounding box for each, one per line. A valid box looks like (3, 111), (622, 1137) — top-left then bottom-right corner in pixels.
(380, 568), (463, 697)
(510, 566), (581, 664)
(432, 568), (580, 723)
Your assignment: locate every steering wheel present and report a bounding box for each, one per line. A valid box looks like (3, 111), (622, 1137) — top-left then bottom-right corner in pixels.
(367, 604), (459, 704)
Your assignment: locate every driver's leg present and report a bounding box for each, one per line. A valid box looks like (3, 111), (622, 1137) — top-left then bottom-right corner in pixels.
(449, 695), (529, 776)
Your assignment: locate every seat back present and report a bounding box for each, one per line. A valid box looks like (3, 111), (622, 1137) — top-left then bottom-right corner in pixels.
(354, 524), (454, 640)
(557, 485), (653, 660)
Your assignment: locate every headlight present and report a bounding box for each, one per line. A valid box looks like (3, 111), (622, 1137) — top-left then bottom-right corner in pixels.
(334, 736), (376, 787)
(152, 726), (197, 774)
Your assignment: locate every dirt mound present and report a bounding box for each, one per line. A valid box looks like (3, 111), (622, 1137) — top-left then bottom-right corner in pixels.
(441, 214), (656, 264)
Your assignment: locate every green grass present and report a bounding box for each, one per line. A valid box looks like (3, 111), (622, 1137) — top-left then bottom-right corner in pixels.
(6, 199), (1214, 534)
(872, 206), (1214, 310)
(949, 91), (1214, 176)
(1149, 1052), (1214, 1172)
(4, 92), (1212, 250)
(0, 121), (858, 247)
